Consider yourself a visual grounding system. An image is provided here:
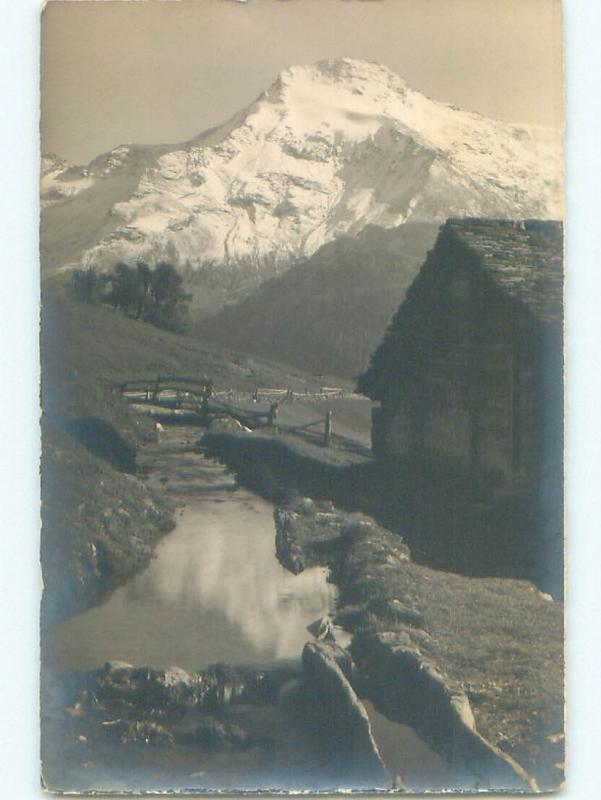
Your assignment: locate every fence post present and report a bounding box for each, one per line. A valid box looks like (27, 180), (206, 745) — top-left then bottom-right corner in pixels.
(201, 384), (210, 418)
(324, 409), (333, 446)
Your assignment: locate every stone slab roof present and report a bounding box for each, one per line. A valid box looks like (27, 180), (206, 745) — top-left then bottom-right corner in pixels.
(444, 219), (563, 327)
(358, 218), (564, 399)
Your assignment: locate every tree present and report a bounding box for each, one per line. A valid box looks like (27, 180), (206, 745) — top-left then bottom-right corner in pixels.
(146, 261), (191, 333)
(105, 263), (135, 316)
(70, 268), (101, 304)
(70, 260), (191, 333)
(134, 261), (152, 320)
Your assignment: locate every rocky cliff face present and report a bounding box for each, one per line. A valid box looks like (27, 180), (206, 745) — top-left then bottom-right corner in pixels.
(41, 58), (561, 277)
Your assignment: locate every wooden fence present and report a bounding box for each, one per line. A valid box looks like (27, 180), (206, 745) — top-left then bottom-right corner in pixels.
(118, 375), (338, 445)
(253, 386), (348, 403)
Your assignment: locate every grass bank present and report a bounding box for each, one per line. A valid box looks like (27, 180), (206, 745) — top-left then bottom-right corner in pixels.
(41, 423), (174, 624)
(273, 497), (564, 791)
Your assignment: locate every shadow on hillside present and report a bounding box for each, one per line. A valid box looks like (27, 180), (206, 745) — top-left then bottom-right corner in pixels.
(65, 417), (137, 473)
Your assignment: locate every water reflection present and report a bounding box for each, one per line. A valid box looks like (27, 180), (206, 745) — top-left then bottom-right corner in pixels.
(48, 464), (336, 671)
(363, 700), (449, 790)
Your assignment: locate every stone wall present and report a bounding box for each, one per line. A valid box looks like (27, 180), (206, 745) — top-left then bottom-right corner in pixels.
(301, 642), (389, 789)
(351, 632), (538, 792)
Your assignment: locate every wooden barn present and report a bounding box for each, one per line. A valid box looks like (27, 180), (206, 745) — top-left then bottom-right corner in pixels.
(360, 218), (563, 487)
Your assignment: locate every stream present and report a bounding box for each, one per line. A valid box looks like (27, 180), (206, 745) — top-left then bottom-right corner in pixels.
(48, 429), (336, 671)
(44, 424), (447, 792)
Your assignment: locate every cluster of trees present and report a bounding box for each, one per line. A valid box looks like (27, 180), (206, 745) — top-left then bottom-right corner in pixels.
(71, 261), (191, 333)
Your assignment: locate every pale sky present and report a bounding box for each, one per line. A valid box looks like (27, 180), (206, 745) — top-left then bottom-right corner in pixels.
(41, 0), (563, 165)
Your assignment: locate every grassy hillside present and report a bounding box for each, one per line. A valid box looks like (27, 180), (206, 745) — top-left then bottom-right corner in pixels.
(197, 223), (438, 378)
(40, 283), (359, 622)
(42, 280), (351, 398)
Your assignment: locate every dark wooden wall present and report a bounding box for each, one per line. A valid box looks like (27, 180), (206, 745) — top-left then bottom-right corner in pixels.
(374, 239), (562, 492)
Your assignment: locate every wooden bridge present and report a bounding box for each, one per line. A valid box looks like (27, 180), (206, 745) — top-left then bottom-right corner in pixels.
(121, 377), (210, 408)
(118, 374), (340, 445)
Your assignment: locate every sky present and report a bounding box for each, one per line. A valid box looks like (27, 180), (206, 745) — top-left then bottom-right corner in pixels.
(41, 0), (563, 165)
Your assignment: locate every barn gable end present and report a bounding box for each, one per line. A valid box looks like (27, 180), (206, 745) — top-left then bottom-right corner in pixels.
(360, 218), (563, 484)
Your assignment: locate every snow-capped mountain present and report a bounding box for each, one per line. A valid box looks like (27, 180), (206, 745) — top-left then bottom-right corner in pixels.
(41, 58), (562, 275)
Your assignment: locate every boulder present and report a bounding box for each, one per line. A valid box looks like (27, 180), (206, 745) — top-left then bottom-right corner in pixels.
(161, 666), (193, 687)
(178, 716), (250, 751)
(350, 631), (538, 792)
(207, 416), (246, 434)
(302, 641), (388, 788)
(100, 718), (175, 747)
(289, 496), (317, 516)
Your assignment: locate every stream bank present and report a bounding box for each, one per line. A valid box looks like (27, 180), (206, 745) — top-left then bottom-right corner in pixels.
(40, 421), (175, 627)
(203, 430), (564, 791)
(203, 429), (561, 598)
(270, 494), (564, 791)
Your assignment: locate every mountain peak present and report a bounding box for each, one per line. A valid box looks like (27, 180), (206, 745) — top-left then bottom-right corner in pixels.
(41, 58), (562, 276)
(282, 57), (406, 84)
(270, 58), (409, 102)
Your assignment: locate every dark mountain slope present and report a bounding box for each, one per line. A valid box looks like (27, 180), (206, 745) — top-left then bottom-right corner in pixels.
(198, 223), (438, 378)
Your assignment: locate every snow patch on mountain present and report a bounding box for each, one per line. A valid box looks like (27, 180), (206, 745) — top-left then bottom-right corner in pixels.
(41, 59), (562, 274)
(41, 155), (96, 208)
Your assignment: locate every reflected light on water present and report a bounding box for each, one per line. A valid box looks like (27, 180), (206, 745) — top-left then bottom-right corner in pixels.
(48, 477), (336, 671)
